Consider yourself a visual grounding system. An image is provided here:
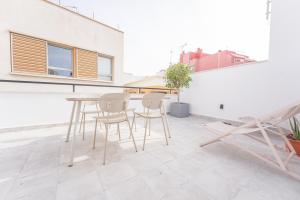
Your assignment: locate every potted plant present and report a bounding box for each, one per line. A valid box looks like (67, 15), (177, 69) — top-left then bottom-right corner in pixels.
(165, 63), (192, 118)
(288, 117), (300, 155)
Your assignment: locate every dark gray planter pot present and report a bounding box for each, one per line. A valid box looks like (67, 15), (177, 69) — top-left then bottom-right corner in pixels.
(169, 102), (190, 118)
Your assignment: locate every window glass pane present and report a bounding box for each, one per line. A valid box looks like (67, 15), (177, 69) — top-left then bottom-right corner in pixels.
(98, 75), (112, 81)
(98, 56), (112, 79)
(48, 44), (72, 70)
(48, 68), (72, 77)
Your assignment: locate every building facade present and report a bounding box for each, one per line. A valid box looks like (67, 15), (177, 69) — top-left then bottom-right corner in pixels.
(181, 0), (300, 120)
(0, 0), (124, 129)
(180, 48), (255, 72)
(123, 70), (175, 94)
(0, 0), (124, 86)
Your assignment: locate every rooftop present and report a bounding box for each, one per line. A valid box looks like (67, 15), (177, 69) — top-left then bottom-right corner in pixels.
(43, 0), (124, 33)
(1, 0), (300, 199)
(1, 116), (299, 200)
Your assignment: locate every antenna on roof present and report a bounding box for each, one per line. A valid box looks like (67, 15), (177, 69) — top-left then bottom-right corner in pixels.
(92, 12), (95, 19)
(180, 43), (187, 51)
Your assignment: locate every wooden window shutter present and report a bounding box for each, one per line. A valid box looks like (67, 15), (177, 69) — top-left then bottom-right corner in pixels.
(11, 33), (47, 74)
(77, 48), (97, 79)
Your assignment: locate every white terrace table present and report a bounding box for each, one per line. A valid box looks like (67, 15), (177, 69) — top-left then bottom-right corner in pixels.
(65, 95), (171, 167)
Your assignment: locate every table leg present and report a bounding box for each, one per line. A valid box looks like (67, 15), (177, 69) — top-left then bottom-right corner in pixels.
(68, 101), (82, 167)
(65, 101), (76, 142)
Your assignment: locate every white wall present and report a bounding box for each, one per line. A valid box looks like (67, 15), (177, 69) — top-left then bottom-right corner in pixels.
(181, 0), (300, 121)
(0, 0), (126, 129)
(0, 88), (125, 130)
(0, 89), (174, 129)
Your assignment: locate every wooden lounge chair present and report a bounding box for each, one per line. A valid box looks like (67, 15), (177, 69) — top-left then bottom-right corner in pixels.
(200, 102), (300, 180)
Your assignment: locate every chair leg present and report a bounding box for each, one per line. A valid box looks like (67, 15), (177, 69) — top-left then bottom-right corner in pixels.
(127, 119), (137, 152)
(164, 115), (171, 138)
(161, 103), (171, 138)
(148, 118), (151, 136)
(200, 127), (232, 147)
(96, 107), (102, 129)
(93, 119), (98, 149)
(133, 111), (137, 131)
(161, 116), (169, 145)
(82, 114), (86, 140)
(143, 108), (146, 128)
(257, 122), (286, 170)
(117, 123), (121, 141)
(143, 118), (149, 151)
(103, 124), (109, 165)
(130, 114), (136, 138)
(98, 121), (102, 130)
(79, 113), (84, 133)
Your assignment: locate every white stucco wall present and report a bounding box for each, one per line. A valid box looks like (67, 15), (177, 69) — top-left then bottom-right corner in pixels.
(181, 0), (300, 121)
(0, 0), (126, 129)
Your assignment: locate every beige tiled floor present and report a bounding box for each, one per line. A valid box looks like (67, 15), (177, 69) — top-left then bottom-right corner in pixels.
(0, 116), (300, 200)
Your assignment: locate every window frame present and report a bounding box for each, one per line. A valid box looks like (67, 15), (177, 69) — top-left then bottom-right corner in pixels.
(97, 53), (114, 81)
(10, 31), (117, 83)
(46, 42), (74, 78)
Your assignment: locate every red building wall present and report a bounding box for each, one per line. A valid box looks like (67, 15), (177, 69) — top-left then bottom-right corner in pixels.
(180, 48), (255, 72)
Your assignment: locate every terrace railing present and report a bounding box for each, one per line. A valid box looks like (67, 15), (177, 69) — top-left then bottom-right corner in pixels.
(0, 79), (175, 94)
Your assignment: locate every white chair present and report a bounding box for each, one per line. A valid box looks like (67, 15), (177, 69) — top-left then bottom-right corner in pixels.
(201, 102), (300, 180)
(93, 93), (138, 165)
(124, 95), (137, 131)
(79, 99), (102, 140)
(132, 93), (170, 150)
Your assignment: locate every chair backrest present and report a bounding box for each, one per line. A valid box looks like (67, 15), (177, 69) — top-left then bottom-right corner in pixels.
(142, 93), (165, 110)
(99, 93), (126, 113)
(83, 94), (102, 106)
(236, 102), (300, 130)
(260, 101), (300, 125)
(124, 93), (130, 109)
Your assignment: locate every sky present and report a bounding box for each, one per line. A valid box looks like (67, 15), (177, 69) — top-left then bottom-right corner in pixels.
(51, 0), (271, 76)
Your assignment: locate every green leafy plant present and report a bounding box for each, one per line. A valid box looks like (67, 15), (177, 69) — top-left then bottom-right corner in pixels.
(289, 117), (300, 140)
(165, 63), (192, 103)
